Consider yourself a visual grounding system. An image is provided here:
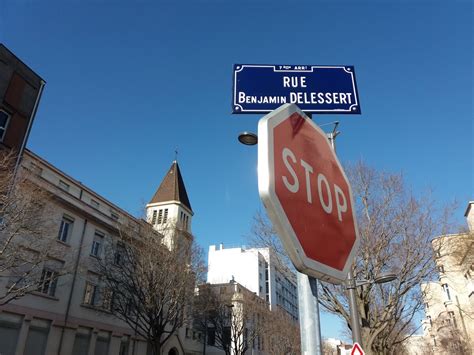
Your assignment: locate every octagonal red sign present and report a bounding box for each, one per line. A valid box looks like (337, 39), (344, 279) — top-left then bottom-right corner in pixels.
(258, 103), (359, 283)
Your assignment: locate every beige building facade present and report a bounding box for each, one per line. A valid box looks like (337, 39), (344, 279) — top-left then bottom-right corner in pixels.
(420, 201), (474, 354)
(0, 150), (201, 355)
(207, 245), (299, 322)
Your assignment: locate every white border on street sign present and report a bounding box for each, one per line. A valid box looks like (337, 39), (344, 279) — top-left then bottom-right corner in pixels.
(257, 103), (360, 284)
(233, 64), (360, 113)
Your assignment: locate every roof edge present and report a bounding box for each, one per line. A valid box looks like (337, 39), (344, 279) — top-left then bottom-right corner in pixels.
(464, 201), (474, 217)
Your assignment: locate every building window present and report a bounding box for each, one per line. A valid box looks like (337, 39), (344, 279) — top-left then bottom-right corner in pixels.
(38, 269), (58, 296)
(90, 199), (100, 209)
(0, 313), (23, 353)
(163, 209), (168, 223)
(438, 265), (445, 273)
(207, 328), (216, 346)
(157, 209), (163, 224)
(57, 215), (74, 243)
(72, 327), (91, 354)
(151, 210), (157, 224)
(0, 110), (10, 142)
(24, 318), (51, 355)
(83, 282), (98, 305)
(442, 283), (451, 301)
(90, 231), (104, 257)
(114, 243), (126, 265)
(119, 337), (130, 355)
(58, 180), (70, 192)
(95, 332), (111, 355)
(101, 288), (113, 310)
(110, 211), (119, 220)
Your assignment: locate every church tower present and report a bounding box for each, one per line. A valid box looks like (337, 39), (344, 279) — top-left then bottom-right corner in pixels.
(146, 160), (194, 249)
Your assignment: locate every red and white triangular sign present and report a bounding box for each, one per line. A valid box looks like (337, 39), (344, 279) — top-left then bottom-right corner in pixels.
(351, 343), (365, 355)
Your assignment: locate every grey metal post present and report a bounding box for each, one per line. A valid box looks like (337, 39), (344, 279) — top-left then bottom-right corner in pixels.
(347, 271), (363, 345)
(327, 130), (363, 347)
(297, 111), (323, 355)
(298, 272), (322, 355)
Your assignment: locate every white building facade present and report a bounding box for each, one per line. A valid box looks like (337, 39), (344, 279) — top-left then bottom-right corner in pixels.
(420, 201), (474, 354)
(207, 245), (298, 322)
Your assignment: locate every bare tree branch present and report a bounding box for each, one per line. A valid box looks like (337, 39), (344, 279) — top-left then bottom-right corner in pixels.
(93, 220), (205, 355)
(0, 150), (64, 304)
(249, 161), (458, 354)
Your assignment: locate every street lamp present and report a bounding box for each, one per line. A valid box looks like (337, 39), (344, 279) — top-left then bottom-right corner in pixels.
(346, 272), (398, 289)
(373, 272), (397, 284)
(238, 132), (258, 146)
(346, 272), (398, 348)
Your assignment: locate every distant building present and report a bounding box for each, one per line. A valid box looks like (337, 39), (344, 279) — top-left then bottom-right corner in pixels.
(207, 245), (299, 322)
(192, 282), (267, 355)
(420, 201), (474, 354)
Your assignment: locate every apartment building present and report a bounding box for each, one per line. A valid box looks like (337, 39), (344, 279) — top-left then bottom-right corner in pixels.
(0, 150), (199, 355)
(207, 245), (298, 322)
(420, 201), (474, 354)
(193, 280), (301, 355)
(0, 43), (206, 355)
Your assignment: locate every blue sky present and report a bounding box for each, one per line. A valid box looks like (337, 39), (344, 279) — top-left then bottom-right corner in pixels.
(1, 0), (472, 340)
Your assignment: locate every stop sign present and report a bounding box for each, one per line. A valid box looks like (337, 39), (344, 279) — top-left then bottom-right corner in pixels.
(258, 103), (359, 284)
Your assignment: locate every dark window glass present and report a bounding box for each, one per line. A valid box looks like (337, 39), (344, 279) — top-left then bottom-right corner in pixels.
(39, 269), (58, 296)
(58, 217), (73, 242)
(0, 111), (8, 126)
(24, 326), (49, 355)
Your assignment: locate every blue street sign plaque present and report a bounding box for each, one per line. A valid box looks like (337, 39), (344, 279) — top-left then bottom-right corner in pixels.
(232, 64), (361, 114)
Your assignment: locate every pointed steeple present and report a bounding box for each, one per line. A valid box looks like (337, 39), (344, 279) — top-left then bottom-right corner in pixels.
(149, 161), (192, 212)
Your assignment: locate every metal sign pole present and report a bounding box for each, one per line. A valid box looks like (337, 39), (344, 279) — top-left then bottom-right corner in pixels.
(347, 271), (363, 345)
(296, 111), (323, 355)
(327, 130), (363, 347)
(256, 104), (362, 354)
(298, 272), (322, 355)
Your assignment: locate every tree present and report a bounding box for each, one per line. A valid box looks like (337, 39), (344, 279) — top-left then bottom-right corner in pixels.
(262, 306), (300, 355)
(431, 313), (471, 355)
(94, 220), (204, 355)
(193, 282), (270, 355)
(193, 284), (233, 355)
(0, 150), (58, 304)
(249, 161), (456, 354)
